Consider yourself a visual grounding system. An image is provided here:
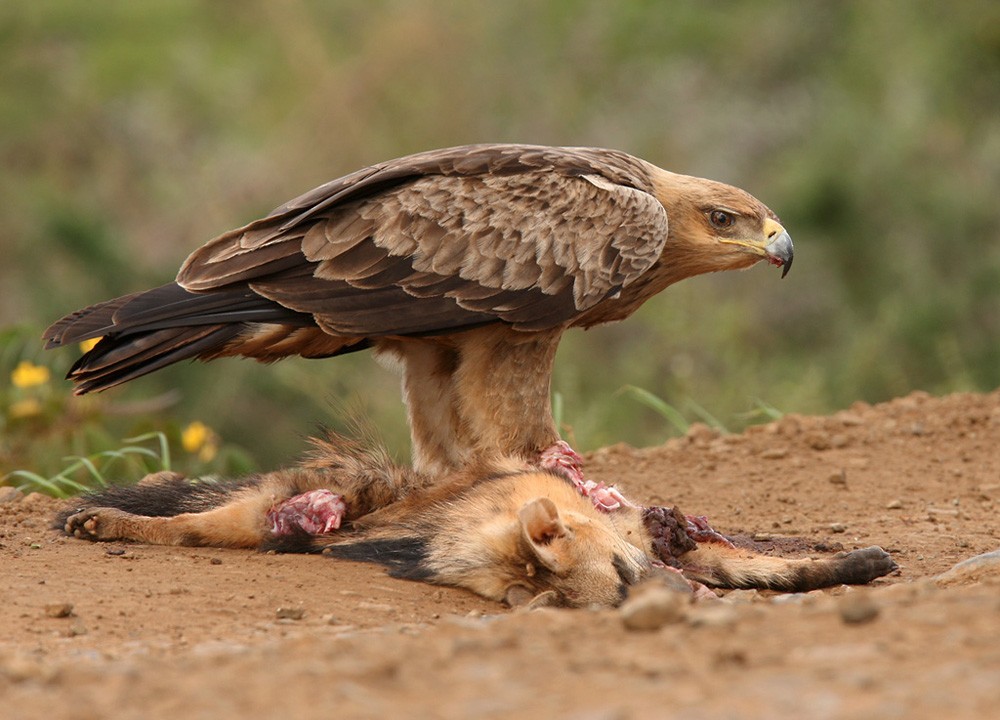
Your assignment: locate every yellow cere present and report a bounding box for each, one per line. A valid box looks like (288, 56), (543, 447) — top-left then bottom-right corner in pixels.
(11, 361), (51, 388)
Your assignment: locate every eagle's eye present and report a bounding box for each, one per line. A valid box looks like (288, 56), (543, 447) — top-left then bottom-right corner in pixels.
(708, 210), (735, 229)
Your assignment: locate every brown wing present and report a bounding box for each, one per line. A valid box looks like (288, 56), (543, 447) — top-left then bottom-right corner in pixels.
(177, 144), (669, 334)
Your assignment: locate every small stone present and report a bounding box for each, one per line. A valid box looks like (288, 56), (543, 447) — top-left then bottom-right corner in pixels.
(761, 448), (788, 460)
(837, 412), (865, 427)
(886, 499), (903, 510)
(935, 548), (1000, 587)
(838, 592), (879, 624)
(0, 486), (24, 504)
(44, 602), (74, 618)
(771, 593), (809, 605)
(275, 607), (305, 620)
(806, 435), (831, 451)
(830, 523), (848, 533)
(814, 541), (844, 552)
(828, 470), (847, 486)
(686, 422), (719, 442)
(210, 557), (223, 565)
(620, 586), (687, 631)
(687, 604), (738, 628)
(724, 589), (760, 604)
(65, 622), (88, 637)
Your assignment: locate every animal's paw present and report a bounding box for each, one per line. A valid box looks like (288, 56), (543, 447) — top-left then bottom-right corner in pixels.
(63, 507), (125, 541)
(832, 546), (899, 584)
(267, 490), (346, 537)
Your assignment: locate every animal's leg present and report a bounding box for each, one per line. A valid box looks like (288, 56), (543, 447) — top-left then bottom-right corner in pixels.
(452, 326), (563, 461)
(381, 341), (469, 476)
(64, 490), (277, 548)
(679, 543), (898, 592)
(266, 489), (346, 536)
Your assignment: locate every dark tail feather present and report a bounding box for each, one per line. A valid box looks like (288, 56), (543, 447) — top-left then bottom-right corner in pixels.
(67, 325), (245, 393)
(44, 283), (308, 347)
(43, 282), (317, 394)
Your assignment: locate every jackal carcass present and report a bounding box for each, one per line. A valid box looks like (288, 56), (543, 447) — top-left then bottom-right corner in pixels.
(57, 436), (896, 607)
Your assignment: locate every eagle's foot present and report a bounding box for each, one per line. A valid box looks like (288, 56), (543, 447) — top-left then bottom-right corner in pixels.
(539, 440), (636, 512)
(539, 440), (585, 483)
(267, 490), (345, 537)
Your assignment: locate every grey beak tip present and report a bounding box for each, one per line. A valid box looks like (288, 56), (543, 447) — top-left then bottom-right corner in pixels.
(765, 230), (794, 279)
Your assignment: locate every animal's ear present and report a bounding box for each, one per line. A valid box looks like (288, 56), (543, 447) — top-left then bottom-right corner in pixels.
(519, 497), (568, 573)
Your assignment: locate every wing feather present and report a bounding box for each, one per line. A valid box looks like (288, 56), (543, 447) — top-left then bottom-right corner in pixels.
(177, 144), (669, 336)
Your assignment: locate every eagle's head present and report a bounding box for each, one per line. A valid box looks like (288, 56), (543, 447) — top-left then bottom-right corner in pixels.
(650, 170), (793, 280)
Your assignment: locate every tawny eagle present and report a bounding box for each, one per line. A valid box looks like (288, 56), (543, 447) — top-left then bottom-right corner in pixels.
(45, 144), (793, 476)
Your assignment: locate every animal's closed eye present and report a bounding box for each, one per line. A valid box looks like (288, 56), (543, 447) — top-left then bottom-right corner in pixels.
(612, 553), (638, 585)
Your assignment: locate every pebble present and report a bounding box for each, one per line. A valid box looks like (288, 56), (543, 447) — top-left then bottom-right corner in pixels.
(828, 470), (847, 486)
(619, 586), (687, 631)
(275, 607), (305, 620)
(836, 412), (865, 426)
(686, 604), (739, 628)
(838, 592), (880, 625)
(830, 523), (848, 533)
(934, 548), (1000, 587)
(44, 602), (74, 618)
(1, 655), (57, 683)
(760, 448), (789, 460)
(723, 589), (760, 604)
(0, 486), (24, 504)
(886, 499), (904, 510)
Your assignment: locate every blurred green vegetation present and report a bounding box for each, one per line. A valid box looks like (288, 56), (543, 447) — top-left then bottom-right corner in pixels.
(2, 1), (998, 477)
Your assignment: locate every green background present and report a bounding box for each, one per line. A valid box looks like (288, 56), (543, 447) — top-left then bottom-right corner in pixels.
(2, 1), (998, 475)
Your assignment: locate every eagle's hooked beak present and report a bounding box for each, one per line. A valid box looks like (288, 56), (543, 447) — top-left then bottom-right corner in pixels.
(718, 217), (794, 278)
(763, 223), (794, 279)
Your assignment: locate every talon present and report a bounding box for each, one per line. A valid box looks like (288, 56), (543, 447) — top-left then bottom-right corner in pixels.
(538, 441), (585, 485)
(539, 441), (635, 512)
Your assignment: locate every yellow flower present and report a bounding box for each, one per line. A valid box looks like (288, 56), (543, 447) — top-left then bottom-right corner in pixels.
(11, 361), (50, 388)
(9, 397), (43, 419)
(79, 337), (101, 353)
(181, 421), (210, 453)
(182, 421), (219, 463)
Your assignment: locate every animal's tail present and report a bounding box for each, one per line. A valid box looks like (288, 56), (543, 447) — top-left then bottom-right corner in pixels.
(52, 472), (260, 530)
(43, 282), (343, 393)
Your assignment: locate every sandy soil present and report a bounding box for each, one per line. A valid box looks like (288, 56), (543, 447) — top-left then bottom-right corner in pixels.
(3, 389), (1000, 719)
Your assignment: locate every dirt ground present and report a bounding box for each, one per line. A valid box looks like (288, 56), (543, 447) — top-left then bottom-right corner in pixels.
(3, 389), (1000, 719)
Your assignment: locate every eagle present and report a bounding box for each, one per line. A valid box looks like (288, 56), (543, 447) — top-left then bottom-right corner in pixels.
(44, 144), (793, 478)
